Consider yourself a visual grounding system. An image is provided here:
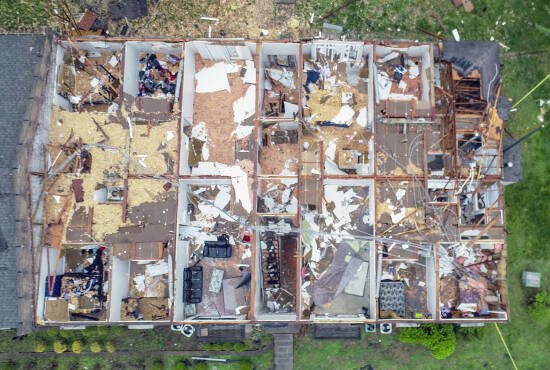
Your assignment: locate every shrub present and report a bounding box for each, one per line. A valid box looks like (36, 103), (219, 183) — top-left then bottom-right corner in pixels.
(152, 360), (164, 370)
(174, 362), (188, 370)
(46, 330), (58, 337)
(399, 324), (456, 359)
(81, 327), (99, 339)
(456, 325), (486, 341)
(96, 326), (108, 336)
(234, 342), (246, 352)
(239, 360), (253, 370)
(89, 342), (102, 353)
(34, 340), (46, 353)
(192, 363), (207, 370)
(204, 343), (214, 351)
(222, 342), (233, 351)
(212, 343), (222, 351)
(71, 340), (83, 354)
(59, 330), (74, 339)
(529, 291), (550, 322)
(105, 341), (115, 353)
(53, 340), (67, 354)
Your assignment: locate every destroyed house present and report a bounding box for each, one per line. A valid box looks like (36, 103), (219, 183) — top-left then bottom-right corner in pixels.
(26, 38), (509, 328)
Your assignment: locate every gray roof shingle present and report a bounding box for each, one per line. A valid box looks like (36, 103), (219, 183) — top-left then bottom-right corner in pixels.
(0, 34), (46, 329)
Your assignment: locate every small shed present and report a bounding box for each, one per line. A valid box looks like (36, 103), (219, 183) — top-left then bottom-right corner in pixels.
(522, 271), (541, 288)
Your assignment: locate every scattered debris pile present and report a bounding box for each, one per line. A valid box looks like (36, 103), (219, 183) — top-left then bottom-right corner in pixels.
(138, 53), (181, 97)
(263, 55), (299, 118)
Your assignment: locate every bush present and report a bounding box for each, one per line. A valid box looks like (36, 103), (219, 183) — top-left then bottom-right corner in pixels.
(53, 340), (67, 354)
(96, 326), (108, 336)
(239, 360), (253, 370)
(529, 291), (550, 322)
(46, 330), (58, 337)
(192, 363), (207, 370)
(174, 362), (188, 370)
(212, 343), (222, 351)
(89, 342), (102, 353)
(34, 340), (46, 353)
(105, 341), (115, 353)
(234, 342), (246, 352)
(456, 325), (486, 341)
(223, 342), (234, 351)
(399, 324), (456, 359)
(81, 327), (99, 339)
(152, 360), (164, 370)
(204, 343), (214, 351)
(59, 330), (74, 339)
(71, 340), (83, 354)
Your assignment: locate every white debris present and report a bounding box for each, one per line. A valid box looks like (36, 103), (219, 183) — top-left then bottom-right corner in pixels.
(331, 105), (355, 126)
(325, 140), (337, 161)
(220, 165), (252, 213)
(109, 55), (119, 67)
(133, 275), (146, 292)
(452, 29), (460, 42)
(266, 68), (295, 89)
(233, 85), (256, 125)
(69, 95), (82, 104)
(398, 79), (407, 92)
(90, 78), (100, 88)
(377, 71), (392, 100)
(233, 125), (254, 139)
(283, 102), (299, 119)
(407, 61), (419, 79)
(214, 187), (231, 210)
(356, 107), (367, 127)
(195, 62), (235, 93)
(378, 51), (399, 64)
(324, 159), (346, 175)
(145, 260), (169, 277)
(191, 122), (208, 141)
(396, 188), (406, 201)
(192, 161), (228, 175)
(241, 60), (257, 84)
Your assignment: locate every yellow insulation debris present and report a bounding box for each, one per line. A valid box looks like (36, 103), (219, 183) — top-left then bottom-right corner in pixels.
(130, 121), (178, 175)
(127, 179), (169, 208)
(92, 204), (124, 241)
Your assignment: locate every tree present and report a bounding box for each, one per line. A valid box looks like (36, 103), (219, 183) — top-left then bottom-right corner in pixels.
(89, 342), (102, 353)
(34, 340), (46, 353)
(399, 324), (456, 359)
(53, 340), (67, 354)
(529, 291), (550, 322)
(234, 342), (246, 352)
(59, 330), (74, 339)
(71, 340), (83, 354)
(105, 341), (116, 353)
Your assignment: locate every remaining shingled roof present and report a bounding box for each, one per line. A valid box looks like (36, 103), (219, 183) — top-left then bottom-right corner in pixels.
(0, 34), (46, 329)
(441, 41), (501, 101)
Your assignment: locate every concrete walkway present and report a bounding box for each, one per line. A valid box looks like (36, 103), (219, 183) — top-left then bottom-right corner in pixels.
(273, 333), (293, 370)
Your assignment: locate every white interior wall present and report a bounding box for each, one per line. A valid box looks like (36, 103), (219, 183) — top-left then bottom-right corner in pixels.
(426, 254), (437, 319)
(53, 41), (123, 111)
(37, 248), (65, 320)
(259, 42), (300, 118)
(369, 240), (377, 319)
(375, 45), (432, 103)
(123, 41), (183, 97)
(173, 240), (189, 321)
(109, 257), (130, 322)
